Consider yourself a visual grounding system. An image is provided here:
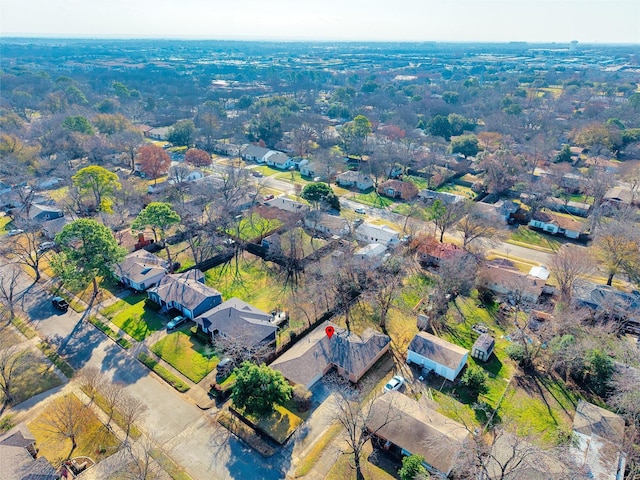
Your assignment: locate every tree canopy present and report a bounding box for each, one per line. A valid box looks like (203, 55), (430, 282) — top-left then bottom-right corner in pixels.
(72, 165), (121, 213)
(167, 119), (196, 147)
(301, 182), (340, 210)
(450, 134), (479, 158)
(136, 144), (171, 182)
(53, 218), (126, 294)
(131, 202), (181, 242)
(231, 362), (292, 415)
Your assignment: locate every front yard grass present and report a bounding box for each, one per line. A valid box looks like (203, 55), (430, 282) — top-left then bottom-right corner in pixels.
(508, 226), (562, 251)
(240, 404), (304, 445)
(275, 170), (313, 186)
(137, 352), (190, 392)
(28, 394), (120, 467)
(100, 294), (165, 341)
(0, 215), (12, 234)
(8, 350), (64, 405)
(353, 191), (394, 208)
(227, 212), (284, 242)
(150, 331), (217, 384)
(435, 182), (476, 199)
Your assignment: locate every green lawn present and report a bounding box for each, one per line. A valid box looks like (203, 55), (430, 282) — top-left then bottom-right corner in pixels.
(274, 170), (313, 187)
(391, 202), (430, 220)
(242, 404), (304, 445)
(435, 182), (476, 199)
(100, 294), (165, 341)
(204, 251), (288, 312)
(8, 350), (64, 405)
(279, 227), (327, 258)
(0, 215), (11, 234)
(353, 190), (394, 208)
(508, 226), (562, 251)
(253, 165), (282, 177)
(151, 330), (217, 384)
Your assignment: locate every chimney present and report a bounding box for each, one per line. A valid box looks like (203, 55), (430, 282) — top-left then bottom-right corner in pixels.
(138, 233), (145, 242)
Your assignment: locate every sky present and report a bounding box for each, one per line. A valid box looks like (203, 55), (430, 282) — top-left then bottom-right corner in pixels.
(2, 0), (639, 44)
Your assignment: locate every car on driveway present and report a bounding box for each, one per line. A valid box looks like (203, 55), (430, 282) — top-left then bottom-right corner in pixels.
(167, 315), (187, 330)
(52, 296), (69, 312)
(354, 207), (366, 214)
(383, 375), (405, 393)
(7, 229), (24, 236)
(38, 241), (56, 253)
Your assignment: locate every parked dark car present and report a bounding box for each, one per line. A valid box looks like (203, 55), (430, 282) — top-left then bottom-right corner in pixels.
(52, 296), (69, 312)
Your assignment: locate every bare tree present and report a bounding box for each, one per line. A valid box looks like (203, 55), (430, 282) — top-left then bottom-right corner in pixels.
(455, 204), (502, 251)
(119, 392), (147, 442)
(102, 382), (124, 428)
(112, 435), (163, 480)
(76, 366), (106, 405)
(595, 220), (640, 286)
(365, 257), (404, 333)
(36, 394), (91, 459)
(0, 265), (22, 318)
(548, 245), (593, 303)
(428, 199), (468, 243)
(333, 392), (399, 480)
(0, 329), (26, 409)
(2, 226), (46, 282)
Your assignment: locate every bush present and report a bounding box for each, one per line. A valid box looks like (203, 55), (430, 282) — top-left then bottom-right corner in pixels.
(505, 343), (527, 364)
(399, 454), (429, 480)
(292, 385), (312, 412)
(460, 365), (489, 397)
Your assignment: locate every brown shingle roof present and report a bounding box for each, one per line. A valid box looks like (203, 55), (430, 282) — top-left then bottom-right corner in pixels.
(366, 392), (470, 475)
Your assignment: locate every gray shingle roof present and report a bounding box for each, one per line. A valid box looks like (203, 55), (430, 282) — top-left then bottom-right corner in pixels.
(195, 298), (276, 348)
(149, 270), (221, 312)
(408, 332), (468, 371)
(271, 322), (390, 387)
(114, 250), (168, 284)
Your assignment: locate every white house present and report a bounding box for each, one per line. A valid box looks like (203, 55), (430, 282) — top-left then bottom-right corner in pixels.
(304, 211), (350, 237)
(241, 145), (272, 163)
(336, 171), (374, 190)
(529, 210), (587, 240)
(148, 127), (170, 140)
(353, 243), (387, 268)
(264, 150), (293, 170)
(355, 223), (400, 247)
(407, 332), (468, 381)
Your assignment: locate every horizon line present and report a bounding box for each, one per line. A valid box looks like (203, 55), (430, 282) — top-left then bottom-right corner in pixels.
(2, 34), (638, 46)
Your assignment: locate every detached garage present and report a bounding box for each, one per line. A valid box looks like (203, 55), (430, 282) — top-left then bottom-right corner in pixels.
(407, 332), (468, 381)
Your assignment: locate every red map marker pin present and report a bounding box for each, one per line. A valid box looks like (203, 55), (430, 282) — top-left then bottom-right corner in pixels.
(325, 326), (335, 339)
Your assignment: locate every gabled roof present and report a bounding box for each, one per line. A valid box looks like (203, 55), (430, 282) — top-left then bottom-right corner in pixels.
(572, 401), (626, 480)
(355, 223), (400, 243)
(337, 170), (372, 183)
(531, 209), (586, 232)
(264, 150), (290, 165)
(149, 270), (221, 311)
(271, 322), (390, 386)
(0, 424), (59, 480)
(472, 333), (495, 353)
(241, 144), (271, 159)
(28, 203), (63, 220)
(114, 250), (168, 284)
(196, 298), (276, 348)
(366, 392), (470, 476)
(408, 332), (468, 371)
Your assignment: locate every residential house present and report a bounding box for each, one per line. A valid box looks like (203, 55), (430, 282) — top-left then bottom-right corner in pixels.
(264, 150), (293, 170)
(353, 243), (387, 268)
(477, 265), (549, 304)
(41, 216), (71, 240)
(241, 145), (272, 163)
(270, 322), (390, 389)
(529, 209), (588, 240)
(366, 392), (470, 477)
(571, 400), (626, 480)
(114, 250), (169, 291)
(336, 171), (374, 190)
(573, 282), (640, 335)
(148, 127), (170, 140)
(300, 160), (335, 180)
(193, 298), (278, 350)
(415, 236), (462, 267)
(136, 124), (154, 137)
(407, 332), (469, 381)
(418, 189), (466, 205)
(560, 173), (585, 193)
(603, 185), (637, 208)
(475, 200), (519, 225)
(377, 179), (418, 200)
(304, 211), (350, 237)
(0, 423), (59, 480)
(265, 197), (311, 214)
(355, 223), (400, 247)
(147, 270), (222, 319)
(28, 203), (64, 222)
(545, 197), (591, 217)
(471, 333), (495, 362)
(212, 142), (240, 156)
